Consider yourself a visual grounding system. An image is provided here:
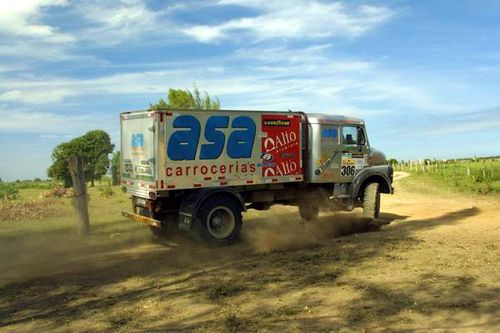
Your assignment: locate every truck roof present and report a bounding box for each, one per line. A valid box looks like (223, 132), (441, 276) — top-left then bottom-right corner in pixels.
(121, 109), (365, 125)
(306, 113), (365, 125)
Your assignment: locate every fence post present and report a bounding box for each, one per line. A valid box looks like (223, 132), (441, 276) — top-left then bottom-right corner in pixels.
(467, 160), (470, 177)
(68, 156), (90, 239)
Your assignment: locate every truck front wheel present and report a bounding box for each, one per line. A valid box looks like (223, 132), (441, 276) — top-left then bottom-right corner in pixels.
(363, 182), (380, 219)
(197, 196), (242, 246)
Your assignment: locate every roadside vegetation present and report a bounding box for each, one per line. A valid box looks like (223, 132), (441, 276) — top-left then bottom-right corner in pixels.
(390, 157), (500, 195)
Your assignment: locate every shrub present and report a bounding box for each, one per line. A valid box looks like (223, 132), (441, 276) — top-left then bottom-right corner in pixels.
(39, 186), (75, 198)
(99, 183), (115, 198)
(0, 183), (19, 200)
(0, 199), (62, 221)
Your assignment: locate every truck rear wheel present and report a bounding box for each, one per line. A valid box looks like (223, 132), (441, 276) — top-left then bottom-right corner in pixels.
(363, 182), (380, 219)
(196, 196), (242, 246)
(299, 204), (319, 221)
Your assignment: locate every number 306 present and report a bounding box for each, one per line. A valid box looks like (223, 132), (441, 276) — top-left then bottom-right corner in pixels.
(341, 165), (355, 176)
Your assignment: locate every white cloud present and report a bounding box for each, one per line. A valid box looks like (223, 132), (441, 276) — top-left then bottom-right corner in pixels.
(73, 0), (176, 46)
(0, 109), (102, 134)
(183, 1), (394, 42)
(0, 42), (470, 117)
(0, 88), (74, 104)
(0, 0), (73, 43)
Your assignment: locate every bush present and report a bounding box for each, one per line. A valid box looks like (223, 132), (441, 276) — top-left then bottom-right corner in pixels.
(39, 186), (75, 199)
(0, 183), (19, 200)
(0, 199), (62, 221)
(99, 184), (115, 198)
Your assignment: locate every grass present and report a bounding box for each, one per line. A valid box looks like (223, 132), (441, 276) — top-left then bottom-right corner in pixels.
(0, 186), (134, 242)
(395, 159), (500, 195)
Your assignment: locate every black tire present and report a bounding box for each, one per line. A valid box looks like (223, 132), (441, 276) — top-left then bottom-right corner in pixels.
(138, 208), (169, 238)
(298, 203), (319, 221)
(363, 182), (381, 219)
(196, 196), (242, 246)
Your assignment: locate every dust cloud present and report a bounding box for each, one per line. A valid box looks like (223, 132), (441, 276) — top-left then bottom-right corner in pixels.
(242, 206), (375, 253)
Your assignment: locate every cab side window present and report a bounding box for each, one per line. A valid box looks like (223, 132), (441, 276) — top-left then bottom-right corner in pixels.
(321, 126), (339, 144)
(342, 126), (358, 145)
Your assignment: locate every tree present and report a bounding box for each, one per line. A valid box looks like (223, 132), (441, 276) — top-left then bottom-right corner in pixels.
(48, 130), (114, 187)
(110, 151), (121, 186)
(48, 141), (74, 187)
(151, 85), (220, 110)
(386, 158), (398, 166)
(79, 130), (114, 186)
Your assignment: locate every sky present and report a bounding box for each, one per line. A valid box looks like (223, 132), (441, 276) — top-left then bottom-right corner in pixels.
(0, 0), (499, 181)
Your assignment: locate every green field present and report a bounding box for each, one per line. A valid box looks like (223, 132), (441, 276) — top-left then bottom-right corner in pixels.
(394, 158), (500, 195)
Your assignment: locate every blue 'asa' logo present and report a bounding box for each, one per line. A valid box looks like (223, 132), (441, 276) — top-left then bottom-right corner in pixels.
(167, 115), (256, 160)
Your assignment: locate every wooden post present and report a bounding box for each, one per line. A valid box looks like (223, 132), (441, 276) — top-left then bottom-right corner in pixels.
(68, 156), (90, 239)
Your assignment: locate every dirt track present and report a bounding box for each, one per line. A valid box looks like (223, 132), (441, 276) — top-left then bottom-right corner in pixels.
(1, 174), (499, 332)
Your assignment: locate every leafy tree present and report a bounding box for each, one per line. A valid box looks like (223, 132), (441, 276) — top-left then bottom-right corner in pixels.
(110, 151), (121, 186)
(0, 177), (2, 183)
(80, 130), (114, 186)
(386, 158), (398, 166)
(152, 85), (220, 110)
(48, 142), (74, 187)
(48, 130), (114, 187)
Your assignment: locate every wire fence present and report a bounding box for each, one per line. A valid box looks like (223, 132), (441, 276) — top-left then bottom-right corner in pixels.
(393, 158), (499, 180)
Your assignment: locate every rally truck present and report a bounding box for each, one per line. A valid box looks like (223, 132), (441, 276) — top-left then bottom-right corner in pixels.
(121, 109), (393, 245)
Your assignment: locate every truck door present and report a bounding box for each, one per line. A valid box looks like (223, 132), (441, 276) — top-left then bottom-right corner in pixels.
(121, 112), (157, 197)
(339, 125), (369, 182)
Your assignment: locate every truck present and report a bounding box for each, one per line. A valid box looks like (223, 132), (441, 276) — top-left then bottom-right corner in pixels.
(121, 109), (393, 245)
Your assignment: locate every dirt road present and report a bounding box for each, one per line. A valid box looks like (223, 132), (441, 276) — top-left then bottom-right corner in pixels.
(1, 174), (499, 332)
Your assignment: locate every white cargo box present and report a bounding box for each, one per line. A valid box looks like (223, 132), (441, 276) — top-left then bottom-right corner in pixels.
(121, 110), (305, 198)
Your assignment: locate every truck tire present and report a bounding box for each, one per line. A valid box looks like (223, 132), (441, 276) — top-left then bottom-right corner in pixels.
(196, 196), (242, 246)
(138, 208), (169, 239)
(363, 182), (380, 219)
(299, 204), (319, 221)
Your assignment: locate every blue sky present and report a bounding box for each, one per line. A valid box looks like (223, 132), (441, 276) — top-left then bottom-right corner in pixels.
(0, 0), (499, 181)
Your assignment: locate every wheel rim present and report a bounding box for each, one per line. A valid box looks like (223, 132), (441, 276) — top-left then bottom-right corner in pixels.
(207, 206), (235, 239)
